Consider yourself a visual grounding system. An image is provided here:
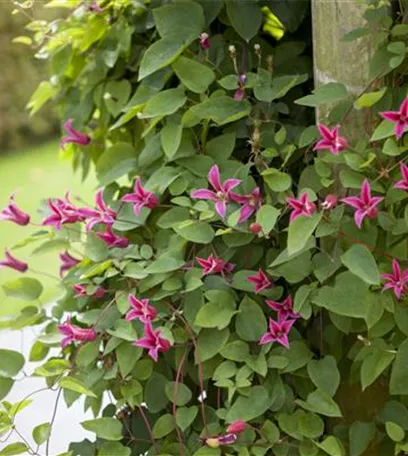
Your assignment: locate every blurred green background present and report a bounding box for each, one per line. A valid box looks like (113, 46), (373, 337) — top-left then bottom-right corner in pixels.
(0, 4), (95, 317)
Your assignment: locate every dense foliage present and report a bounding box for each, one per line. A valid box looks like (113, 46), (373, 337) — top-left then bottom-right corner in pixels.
(3, 0), (408, 455)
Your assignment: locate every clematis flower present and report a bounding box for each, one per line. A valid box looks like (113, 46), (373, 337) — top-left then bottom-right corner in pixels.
(96, 225), (129, 248)
(231, 187), (263, 223)
(121, 177), (159, 216)
(60, 119), (90, 149)
(134, 323), (171, 362)
(42, 193), (84, 230)
(88, 1), (103, 12)
(191, 165), (241, 218)
(126, 294), (157, 324)
(234, 74), (247, 101)
(380, 97), (408, 139)
(73, 284), (105, 299)
(381, 259), (408, 300)
(199, 32), (210, 49)
(78, 189), (117, 231)
(394, 163), (408, 192)
(226, 421), (246, 435)
(341, 179), (384, 229)
(204, 434), (237, 448)
(0, 194), (30, 226)
(321, 194), (338, 210)
(58, 316), (97, 348)
(59, 251), (80, 277)
(266, 296), (300, 322)
(286, 192), (316, 222)
(259, 317), (296, 348)
(196, 254), (235, 276)
(247, 269), (272, 293)
(0, 249), (28, 273)
(314, 124), (348, 155)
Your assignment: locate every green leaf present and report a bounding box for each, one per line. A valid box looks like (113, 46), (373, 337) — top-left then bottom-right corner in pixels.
(307, 356), (340, 397)
(262, 168), (292, 192)
(287, 212), (322, 255)
(235, 296), (267, 342)
(173, 56), (215, 93)
(152, 413), (175, 439)
(2, 278), (43, 301)
(315, 436), (344, 456)
(76, 341), (100, 368)
(116, 343), (141, 377)
(256, 205), (280, 234)
(59, 377), (96, 398)
(295, 83), (349, 107)
(161, 122), (183, 159)
(31, 239), (69, 256)
(165, 382), (192, 406)
(386, 421), (405, 442)
(104, 80), (131, 117)
(142, 88), (186, 118)
(349, 421), (375, 456)
(255, 70), (308, 102)
(390, 339), (408, 395)
(298, 413), (324, 438)
(0, 377), (14, 401)
(195, 296), (236, 330)
(84, 232), (109, 262)
(206, 132), (236, 161)
(33, 422), (51, 446)
(107, 320), (138, 341)
(341, 244), (380, 285)
(81, 417), (122, 441)
(145, 256), (185, 274)
(145, 373), (169, 413)
(96, 142), (136, 186)
(0, 443), (28, 456)
(176, 406), (198, 431)
(99, 443), (131, 456)
(297, 389), (342, 417)
(226, 0), (262, 41)
(191, 97), (251, 125)
(0, 350), (24, 377)
(27, 81), (59, 115)
(361, 348), (395, 391)
(220, 340), (249, 362)
(226, 385), (272, 422)
(197, 328), (229, 362)
(354, 88), (386, 109)
(371, 119), (395, 142)
(174, 220), (214, 244)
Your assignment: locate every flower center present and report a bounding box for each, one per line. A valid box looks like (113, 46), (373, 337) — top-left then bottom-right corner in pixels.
(216, 191), (225, 200)
(276, 331), (284, 338)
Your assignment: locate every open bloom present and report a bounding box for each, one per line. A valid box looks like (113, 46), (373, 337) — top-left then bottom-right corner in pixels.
(134, 323), (171, 362)
(314, 124), (348, 155)
(394, 163), (408, 192)
(286, 192), (316, 222)
(191, 165), (241, 218)
(380, 97), (408, 139)
(381, 259), (408, 300)
(78, 189), (117, 231)
(199, 32), (210, 49)
(121, 178), (159, 216)
(259, 317), (296, 348)
(196, 254), (235, 276)
(231, 187), (263, 223)
(59, 251), (80, 277)
(60, 119), (90, 149)
(226, 420), (246, 435)
(42, 193), (84, 230)
(73, 284), (105, 299)
(0, 249), (28, 273)
(234, 74), (246, 101)
(247, 269), (272, 293)
(266, 296), (300, 322)
(58, 316), (97, 348)
(96, 225), (129, 248)
(341, 179), (384, 229)
(126, 294), (157, 324)
(0, 194), (30, 226)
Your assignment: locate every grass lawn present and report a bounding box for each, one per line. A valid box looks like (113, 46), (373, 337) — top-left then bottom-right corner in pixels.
(0, 141), (96, 317)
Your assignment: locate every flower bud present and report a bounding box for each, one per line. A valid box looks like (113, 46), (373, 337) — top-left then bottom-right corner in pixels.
(321, 194), (337, 210)
(226, 420), (246, 434)
(250, 222), (262, 234)
(205, 438), (220, 448)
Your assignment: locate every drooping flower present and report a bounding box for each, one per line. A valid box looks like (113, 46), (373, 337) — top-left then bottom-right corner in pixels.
(286, 192), (316, 222)
(134, 323), (171, 362)
(199, 32), (210, 49)
(42, 193), (84, 230)
(57, 316), (97, 348)
(196, 254), (235, 276)
(234, 74), (247, 101)
(73, 284), (106, 299)
(231, 187), (263, 223)
(226, 420), (246, 435)
(59, 251), (80, 277)
(381, 259), (408, 300)
(191, 165), (241, 218)
(380, 97), (408, 139)
(341, 179), (384, 229)
(96, 225), (129, 248)
(125, 294), (157, 324)
(60, 119), (90, 149)
(77, 189), (117, 231)
(0, 194), (30, 226)
(394, 162), (408, 192)
(0, 249), (28, 273)
(259, 317), (296, 348)
(314, 124), (348, 155)
(247, 269), (272, 293)
(121, 177), (159, 216)
(266, 296), (300, 322)
(321, 194), (338, 210)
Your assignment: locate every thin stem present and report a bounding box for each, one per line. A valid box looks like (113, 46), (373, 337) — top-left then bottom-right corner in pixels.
(138, 405), (157, 455)
(173, 347), (189, 456)
(46, 388), (62, 456)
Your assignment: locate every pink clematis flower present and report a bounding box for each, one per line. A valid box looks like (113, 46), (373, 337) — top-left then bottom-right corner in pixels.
(259, 317), (296, 348)
(196, 254), (235, 276)
(88, 1), (103, 12)
(234, 74), (246, 101)
(380, 97), (408, 139)
(134, 323), (171, 362)
(121, 178), (159, 216)
(266, 296), (300, 322)
(394, 163), (408, 192)
(341, 179), (384, 229)
(78, 189), (117, 231)
(59, 251), (80, 277)
(314, 124), (348, 155)
(42, 193), (84, 230)
(247, 269), (272, 293)
(0, 194), (30, 226)
(73, 284), (106, 299)
(199, 32), (210, 49)
(0, 249), (28, 273)
(58, 316), (97, 348)
(286, 192), (316, 222)
(60, 119), (91, 149)
(96, 225), (129, 248)
(231, 187), (263, 223)
(191, 165), (241, 218)
(321, 194), (338, 210)
(126, 294), (157, 324)
(226, 421), (246, 435)
(381, 259), (408, 300)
